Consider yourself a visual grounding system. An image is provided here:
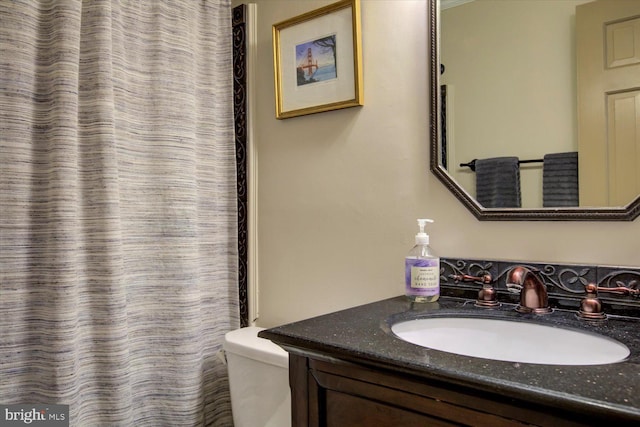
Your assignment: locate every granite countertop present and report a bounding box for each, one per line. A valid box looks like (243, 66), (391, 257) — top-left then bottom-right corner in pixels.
(259, 295), (640, 423)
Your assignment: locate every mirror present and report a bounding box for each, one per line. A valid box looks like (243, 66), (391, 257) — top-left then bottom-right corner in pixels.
(428, 0), (640, 221)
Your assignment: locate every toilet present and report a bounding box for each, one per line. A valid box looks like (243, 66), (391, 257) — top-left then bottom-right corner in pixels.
(223, 326), (291, 427)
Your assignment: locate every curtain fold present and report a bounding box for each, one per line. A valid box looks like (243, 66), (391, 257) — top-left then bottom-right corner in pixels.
(1, 1), (238, 425)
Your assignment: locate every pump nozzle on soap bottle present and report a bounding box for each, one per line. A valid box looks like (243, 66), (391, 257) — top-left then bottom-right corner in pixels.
(415, 218), (433, 245)
(405, 218), (440, 303)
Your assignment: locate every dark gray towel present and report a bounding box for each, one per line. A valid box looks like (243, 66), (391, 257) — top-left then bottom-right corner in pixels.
(543, 152), (578, 207)
(475, 157), (521, 208)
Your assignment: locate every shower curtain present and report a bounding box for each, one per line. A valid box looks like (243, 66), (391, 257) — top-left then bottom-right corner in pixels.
(1, 1), (239, 425)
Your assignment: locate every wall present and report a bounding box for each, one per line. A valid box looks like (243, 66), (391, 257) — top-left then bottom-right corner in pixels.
(233, 0), (640, 328)
(441, 0), (589, 208)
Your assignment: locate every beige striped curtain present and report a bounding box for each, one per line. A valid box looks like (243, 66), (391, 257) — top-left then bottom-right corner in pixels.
(1, 1), (239, 425)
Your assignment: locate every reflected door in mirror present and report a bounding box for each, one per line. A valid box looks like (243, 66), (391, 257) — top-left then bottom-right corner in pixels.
(577, 0), (640, 207)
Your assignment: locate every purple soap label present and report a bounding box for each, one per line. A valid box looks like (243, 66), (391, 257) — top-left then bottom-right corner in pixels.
(405, 258), (439, 296)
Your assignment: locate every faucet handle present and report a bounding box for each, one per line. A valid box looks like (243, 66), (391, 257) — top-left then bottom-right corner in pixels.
(450, 274), (499, 308)
(578, 284), (606, 320)
(594, 285), (639, 297)
(450, 274), (493, 284)
(578, 283), (640, 320)
(579, 283), (640, 320)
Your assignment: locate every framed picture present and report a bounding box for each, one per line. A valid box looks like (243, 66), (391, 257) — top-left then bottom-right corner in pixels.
(272, 0), (363, 119)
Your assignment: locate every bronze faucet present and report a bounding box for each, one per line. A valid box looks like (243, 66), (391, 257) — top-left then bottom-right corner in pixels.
(506, 266), (552, 314)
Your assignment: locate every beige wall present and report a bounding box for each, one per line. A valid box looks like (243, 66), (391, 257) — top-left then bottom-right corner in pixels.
(234, 0), (640, 328)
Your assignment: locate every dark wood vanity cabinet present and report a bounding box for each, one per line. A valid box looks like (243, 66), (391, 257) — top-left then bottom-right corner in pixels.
(288, 352), (595, 427)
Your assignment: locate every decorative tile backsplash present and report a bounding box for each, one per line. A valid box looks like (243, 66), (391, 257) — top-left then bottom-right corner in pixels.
(441, 258), (640, 313)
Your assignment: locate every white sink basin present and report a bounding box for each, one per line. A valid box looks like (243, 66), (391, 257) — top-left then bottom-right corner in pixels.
(391, 317), (630, 365)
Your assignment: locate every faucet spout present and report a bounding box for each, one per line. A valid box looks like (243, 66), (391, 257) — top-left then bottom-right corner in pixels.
(506, 266), (552, 314)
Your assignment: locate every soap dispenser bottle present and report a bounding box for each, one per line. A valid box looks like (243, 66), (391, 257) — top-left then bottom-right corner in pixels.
(405, 219), (440, 302)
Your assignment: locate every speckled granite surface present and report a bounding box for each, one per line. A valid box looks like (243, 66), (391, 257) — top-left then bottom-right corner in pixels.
(259, 295), (640, 423)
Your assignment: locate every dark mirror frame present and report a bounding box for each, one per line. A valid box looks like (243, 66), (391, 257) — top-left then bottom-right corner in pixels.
(428, 0), (640, 221)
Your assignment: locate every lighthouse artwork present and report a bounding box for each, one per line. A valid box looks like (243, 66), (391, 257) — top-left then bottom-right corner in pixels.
(295, 34), (337, 86)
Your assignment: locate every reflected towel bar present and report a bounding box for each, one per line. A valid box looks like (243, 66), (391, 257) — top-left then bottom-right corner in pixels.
(460, 158), (543, 172)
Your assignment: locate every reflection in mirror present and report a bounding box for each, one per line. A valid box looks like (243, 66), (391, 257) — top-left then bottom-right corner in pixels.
(429, 0), (640, 221)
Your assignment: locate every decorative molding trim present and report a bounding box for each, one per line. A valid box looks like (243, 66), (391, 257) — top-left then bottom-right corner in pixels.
(246, 3), (259, 325)
(233, 4), (249, 327)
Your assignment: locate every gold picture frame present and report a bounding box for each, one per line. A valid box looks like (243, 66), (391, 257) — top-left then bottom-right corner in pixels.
(272, 0), (363, 119)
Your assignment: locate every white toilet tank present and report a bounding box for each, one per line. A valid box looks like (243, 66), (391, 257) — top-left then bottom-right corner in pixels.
(223, 326), (291, 427)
